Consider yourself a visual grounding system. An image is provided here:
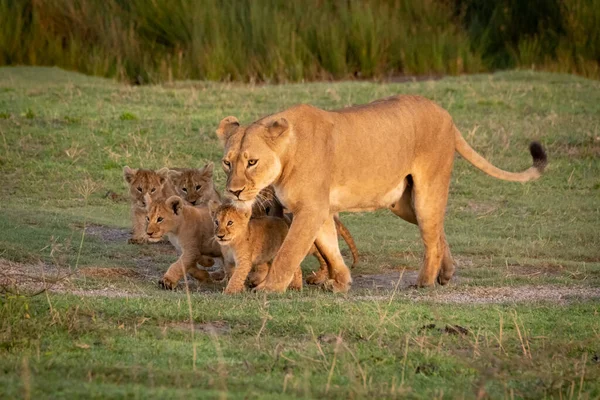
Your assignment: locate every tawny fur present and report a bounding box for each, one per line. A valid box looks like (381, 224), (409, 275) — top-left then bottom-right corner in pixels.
(167, 163), (221, 206)
(208, 200), (302, 294)
(145, 195), (222, 290)
(123, 166), (176, 244)
(215, 95), (547, 293)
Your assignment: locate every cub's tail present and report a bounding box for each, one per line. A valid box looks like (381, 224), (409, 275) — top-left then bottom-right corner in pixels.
(334, 215), (359, 268)
(454, 127), (547, 182)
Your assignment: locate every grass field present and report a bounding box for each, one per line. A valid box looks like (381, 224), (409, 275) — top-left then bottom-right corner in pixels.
(0, 66), (599, 399)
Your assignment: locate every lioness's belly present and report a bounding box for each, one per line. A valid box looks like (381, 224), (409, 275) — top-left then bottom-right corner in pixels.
(330, 179), (406, 212)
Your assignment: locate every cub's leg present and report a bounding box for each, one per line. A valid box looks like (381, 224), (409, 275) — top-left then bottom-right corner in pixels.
(305, 245), (329, 285)
(411, 166), (453, 287)
(247, 263), (269, 288)
(334, 214), (359, 268)
(128, 207), (148, 244)
(224, 258), (253, 294)
(186, 266), (211, 284)
(315, 216), (352, 293)
(159, 253), (199, 290)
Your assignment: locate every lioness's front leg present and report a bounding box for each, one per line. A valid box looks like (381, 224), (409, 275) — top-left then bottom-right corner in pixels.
(257, 210), (327, 292)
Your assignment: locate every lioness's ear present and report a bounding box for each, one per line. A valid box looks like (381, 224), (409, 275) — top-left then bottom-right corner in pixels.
(167, 169), (182, 182)
(266, 118), (290, 139)
(123, 166), (137, 184)
(208, 199), (220, 215)
(166, 196), (183, 216)
(143, 193), (153, 211)
(216, 116), (240, 146)
(202, 162), (214, 177)
(156, 167), (169, 184)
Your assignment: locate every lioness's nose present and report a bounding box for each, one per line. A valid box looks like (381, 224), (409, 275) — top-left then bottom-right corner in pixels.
(228, 187), (244, 199)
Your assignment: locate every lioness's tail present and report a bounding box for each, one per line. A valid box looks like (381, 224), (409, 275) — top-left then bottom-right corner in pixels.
(334, 215), (359, 268)
(454, 127), (547, 182)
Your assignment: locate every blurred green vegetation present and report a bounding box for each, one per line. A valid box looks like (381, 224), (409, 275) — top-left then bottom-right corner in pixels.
(1, 0), (598, 83)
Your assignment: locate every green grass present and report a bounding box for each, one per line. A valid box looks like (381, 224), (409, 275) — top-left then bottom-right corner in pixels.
(1, 67), (599, 398)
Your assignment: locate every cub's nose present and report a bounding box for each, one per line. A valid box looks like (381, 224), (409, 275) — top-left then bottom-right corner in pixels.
(146, 231), (154, 237)
(217, 234), (225, 240)
(228, 187), (244, 199)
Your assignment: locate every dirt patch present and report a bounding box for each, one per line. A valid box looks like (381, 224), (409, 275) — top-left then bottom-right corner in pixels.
(79, 267), (140, 278)
(167, 320), (230, 335)
(85, 224), (130, 244)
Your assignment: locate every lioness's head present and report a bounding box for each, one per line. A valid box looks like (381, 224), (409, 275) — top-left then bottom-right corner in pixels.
(123, 166), (170, 208)
(145, 195), (184, 242)
(167, 163), (215, 206)
(208, 199), (251, 244)
(215, 116), (292, 204)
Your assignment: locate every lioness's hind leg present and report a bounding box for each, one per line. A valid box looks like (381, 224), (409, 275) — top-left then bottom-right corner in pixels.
(412, 170), (452, 288)
(437, 233), (455, 285)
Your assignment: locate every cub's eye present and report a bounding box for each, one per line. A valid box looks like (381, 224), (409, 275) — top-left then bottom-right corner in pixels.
(157, 217), (163, 223)
(150, 188), (156, 193)
(195, 185), (201, 191)
(137, 187), (142, 192)
(227, 220), (233, 227)
(222, 160), (231, 168)
(247, 159), (258, 167)
(214, 220), (219, 227)
(181, 187), (187, 193)
(146, 216), (150, 222)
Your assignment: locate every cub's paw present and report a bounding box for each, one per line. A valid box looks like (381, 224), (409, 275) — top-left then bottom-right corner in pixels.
(305, 271), (328, 285)
(158, 278), (177, 290)
(321, 279), (351, 294)
(209, 270), (226, 282)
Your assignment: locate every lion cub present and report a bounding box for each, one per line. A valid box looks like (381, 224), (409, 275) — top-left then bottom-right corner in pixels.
(208, 200), (302, 294)
(167, 163), (220, 206)
(145, 194), (222, 290)
(123, 166), (176, 244)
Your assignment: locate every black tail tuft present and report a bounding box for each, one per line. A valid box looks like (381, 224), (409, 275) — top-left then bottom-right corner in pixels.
(529, 141), (547, 173)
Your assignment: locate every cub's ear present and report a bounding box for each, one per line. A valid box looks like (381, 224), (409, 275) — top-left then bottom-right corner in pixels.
(266, 118), (290, 139)
(202, 162), (214, 177)
(156, 167), (169, 184)
(167, 169), (182, 182)
(143, 193), (153, 211)
(123, 166), (137, 184)
(166, 196), (183, 216)
(216, 116), (240, 146)
(208, 199), (220, 215)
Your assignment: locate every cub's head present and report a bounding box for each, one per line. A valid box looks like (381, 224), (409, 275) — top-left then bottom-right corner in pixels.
(145, 195), (184, 242)
(208, 199), (251, 244)
(168, 163), (215, 206)
(123, 166), (170, 208)
(216, 116), (292, 205)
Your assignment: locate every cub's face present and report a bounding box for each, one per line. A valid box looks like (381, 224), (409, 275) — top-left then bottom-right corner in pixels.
(215, 116), (291, 205)
(145, 196), (184, 242)
(168, 163), (215, 206)
(123, 167), (167, 208)
(209, 201), (251, 244)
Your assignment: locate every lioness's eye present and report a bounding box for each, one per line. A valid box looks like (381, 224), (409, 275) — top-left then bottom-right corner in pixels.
(157, 217), (163, 223)
(247, 159), (258, 167)
(137, 187), (142, 192)
(227, 220), (233, 227)
(195, 185), (201, 191)
(222, 160), (231, 168)
(150, 188), (156, 193)
(182, 187), (187, 193)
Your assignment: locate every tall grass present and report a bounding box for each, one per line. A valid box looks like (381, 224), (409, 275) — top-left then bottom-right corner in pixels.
(0, 0), (598, 83)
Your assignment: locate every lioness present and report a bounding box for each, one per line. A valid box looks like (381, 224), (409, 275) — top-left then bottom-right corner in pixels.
(208, 199), (302, 294)
(215, 95), (547, 293)
(123, 166), (176, 244)
(145, 194), (222, 289)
